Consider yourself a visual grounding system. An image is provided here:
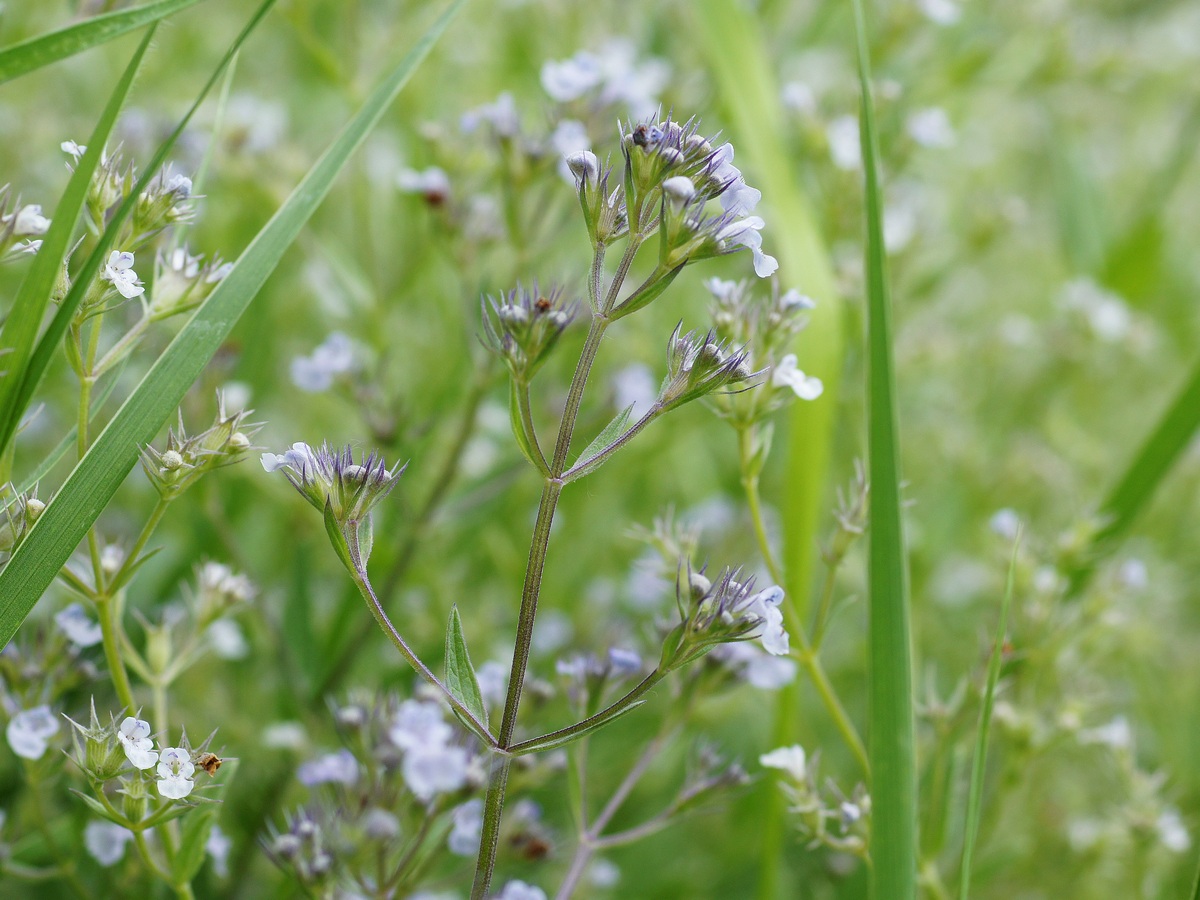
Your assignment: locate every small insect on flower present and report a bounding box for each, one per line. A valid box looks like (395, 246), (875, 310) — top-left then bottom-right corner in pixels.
(196, 752), (223, 776)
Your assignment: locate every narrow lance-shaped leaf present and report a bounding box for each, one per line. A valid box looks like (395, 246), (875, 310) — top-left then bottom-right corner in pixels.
(445, 606), (488, 729)
(171, 805), (216, 886)
(852, 0), (918, 896)
(0, 0), (468, 645)
(0, 0), (278, 456)
(573, 402), (635, 467)
(0, 29), (156, 455)
(0, 0), (210, 84)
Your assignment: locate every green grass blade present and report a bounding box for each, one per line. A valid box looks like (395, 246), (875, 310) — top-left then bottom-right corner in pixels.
(0, 0), (208, 84)
(0, 28), (155, 455)
(851, 0), (917, 896)
(0, 0), (466, 645)
(1065, 355), (1200, 597)
(0, 1), (277, 456)
(959, 533), (1019, 899)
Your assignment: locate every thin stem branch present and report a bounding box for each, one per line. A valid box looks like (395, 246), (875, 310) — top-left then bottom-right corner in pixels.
(561, 405), (661, 483)
(514, 378), (550, 475)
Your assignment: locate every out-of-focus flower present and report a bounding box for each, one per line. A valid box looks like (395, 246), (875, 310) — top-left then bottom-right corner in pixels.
(403, 743), (470, 802)
(297, 748), (359, 786)
(494, 880), (548, 900)
(461, 92), (519, 137)
(772, 354), (824, 400)
(760, 744), (808, 781)
(55, 602), (103, 647)
(448, 798), (484, 855)
(397, 166), (450, 204)
(84, 821), (134, 867)
(906, 107), (956, 148)
(917, 0), (962, 25)
(389, 700), (453, 751)
(7, 705), (59, 760)
(290, 332), (359, 393)
(207, 825), (233, 877)
(826, 115), (861, 171)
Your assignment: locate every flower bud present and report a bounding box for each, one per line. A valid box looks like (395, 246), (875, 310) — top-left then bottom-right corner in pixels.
(566, 150), (599, 184)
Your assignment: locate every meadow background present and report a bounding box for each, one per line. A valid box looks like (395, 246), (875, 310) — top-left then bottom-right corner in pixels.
(0, 0), (1198, 897)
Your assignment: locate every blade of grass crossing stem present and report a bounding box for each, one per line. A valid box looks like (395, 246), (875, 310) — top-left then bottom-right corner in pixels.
(0, 29), (155, 457)
(0, 0), (466, 644)
(959, 533), (1019, 899)
(1, 1), (278, 457)
(689, 6), (843, 895)
(0, 0), (209, 84)
(851, 1), (917, 897)
(1065, 356), (1200, 597)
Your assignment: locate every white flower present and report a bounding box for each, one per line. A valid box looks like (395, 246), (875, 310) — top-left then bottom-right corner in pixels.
(118, 717), (159, 770)
(588, 858), (621, 888)
(290, 332), (358, 392)
(206, 824), (232, 877)
(593, 39), (669, 118)
(448, 798), (484, 855)
(61, 140), (87, 161)
(709, 143), (762, 216)
(260, 441), (320, 474)
(84, 820), (134, 867)
(608, 647), (642, 674)
(779, 289), (816, 311)
(389, 700), (453, 751)
(612, 363), (658, 420)
(541, 53), (602, 101)
(396, 166), (450, 200)
(1117, 558), (1148, 591)
(157, 746), (196, 799)
(101, 250), (145, 299)
(826, 115), (862, 171)
(719, 642), (798, 689)
(6, 706), (59, 759)
(495, 880), (548, 900)
(475, 661), (509, 709)
(1080, 716), (1133, 751)
(54, 602), (103, 647)
(917, 0), (961, 25)
(704, 278), (740, 303)
(262, 721), (307, 750)
(906, 107), (956, 149)
(772, 354), (824, 400)
(1157, 807), (1191, 853)
(760, 744), (807, 781)
(206, 619), (249, 660)
(297, 748), (359, 786)
(11, 204), (50, 235)
(989, 508), (1021, 540)
(662, 175), (696, 210)
(403, 743), (470, 801)
(1060, 278), (1132, 342)
(782, 81), (817, 115)
(740, 585), (790, 656)
(716, 216), (778, 278)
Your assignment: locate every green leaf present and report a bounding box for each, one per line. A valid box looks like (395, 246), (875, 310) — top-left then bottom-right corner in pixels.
(0, 0), (209, 84)
(959, 535), (1019, 899)
(0, 0), (467, 647)
(0, 0), (278, 457)
(508, 701), (646, 756)
(171, 805), (216, 886)
(1065, 355), (1200, 597)
(852, 0), (917, 897)
(0, 29), (155, 454)
(572, 403), (635, 468)
(444, 605), (488, 729)
(508, 380), (542, 471)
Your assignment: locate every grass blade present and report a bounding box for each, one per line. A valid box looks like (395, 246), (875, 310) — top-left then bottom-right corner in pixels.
(1065, 355), (1200, 597)
(959, 533), (1019, 899)
(0, 0), (208, 84)
(851, 0), (917, 896)
(0, 1), (278, 458)
(0, 0), (466, 645)
(0, 29), (155, 456)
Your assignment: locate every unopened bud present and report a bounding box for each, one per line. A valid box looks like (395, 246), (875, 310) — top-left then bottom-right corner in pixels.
(498, 304), (529, 326)
(227, 432), (250, 453)
(566, 150), (599, 184)
(24, 498), (45, 522)
(161, 450), (184, 471)
(689, 572), (712, 600)
(662, 176), (696, 212)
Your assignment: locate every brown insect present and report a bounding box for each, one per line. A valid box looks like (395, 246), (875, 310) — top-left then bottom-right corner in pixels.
(197, 753), (223, 776)
(535, 296), (552, 312)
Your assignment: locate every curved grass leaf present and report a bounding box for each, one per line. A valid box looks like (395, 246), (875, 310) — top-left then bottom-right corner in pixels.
(0, 0), (209, 85)
(0, 1), (278, 458)
(0, 0), (467, 646)
(0, 30), (155, 456)
(1065, 355), (1200, 597)
(959, 534), (1019, 899)
(851, 0), (917, 896)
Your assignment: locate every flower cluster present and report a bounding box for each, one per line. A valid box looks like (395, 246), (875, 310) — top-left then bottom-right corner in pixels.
(139, 395), (260, 501)
(0, 183), (50, 261)
(0, 488), (45, 559)
(659, 566), (790, 673)
(261, 441), (403, 526)
(657, 325), (754, 412)
(760, 744), (870, 858)
(480, 285), (577, 380)
(147, 245), (231, 319)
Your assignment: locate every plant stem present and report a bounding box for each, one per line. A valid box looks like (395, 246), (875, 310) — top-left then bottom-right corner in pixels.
(96, 592), (136, 712)
(736, 425), (868, 775)
(473, 234), (645, 898)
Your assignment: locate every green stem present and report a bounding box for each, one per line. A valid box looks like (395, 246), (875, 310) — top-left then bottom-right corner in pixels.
(96, 593), (136, 712)
(514, 378), (550, 475)
(93, 314), (150, 377)
(109, 497), (172, 591)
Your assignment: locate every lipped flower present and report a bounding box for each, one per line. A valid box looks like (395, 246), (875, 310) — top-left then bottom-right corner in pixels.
(772, 354), (824, 400)
(117, 716), (159, 770)
(54, 602), (103, 647)
(6, 705), (59, 760)
(101, 250), (145, 299)
(157, 745), (196, 800)
(289, 332), (359, 393)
